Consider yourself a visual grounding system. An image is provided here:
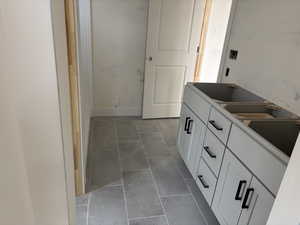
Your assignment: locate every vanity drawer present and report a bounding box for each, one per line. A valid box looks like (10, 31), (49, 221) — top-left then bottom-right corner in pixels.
(202, 129), (226, 177)
(196, 158), (217, 206)
(208, 108), (232, 144)
(183, 86), (211, 123)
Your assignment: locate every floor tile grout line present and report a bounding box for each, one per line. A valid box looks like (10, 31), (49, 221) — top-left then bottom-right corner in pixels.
(128, 214), (167, 221)
(88, 118), (179, 225)
(159, 193), (193, 198)
(186, 182), (210, 225)
(136, 128), (171, 225)
(137, 120), (199, 225)
(132, 122), (167, 221)
(86, 192), (91, 225)
(147, 160), (171, 225)
(157, 120), (178, 147)
(175, 160), (210, 225)
(114, 119), (130, 225)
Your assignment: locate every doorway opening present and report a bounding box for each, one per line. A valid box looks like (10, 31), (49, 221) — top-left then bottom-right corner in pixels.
(63, 0), (233, 224)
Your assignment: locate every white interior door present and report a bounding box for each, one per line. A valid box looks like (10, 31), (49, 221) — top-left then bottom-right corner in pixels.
(142, 0), (205, 118)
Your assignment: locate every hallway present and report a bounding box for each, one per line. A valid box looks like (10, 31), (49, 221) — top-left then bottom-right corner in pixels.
(76, 117), (218, 225)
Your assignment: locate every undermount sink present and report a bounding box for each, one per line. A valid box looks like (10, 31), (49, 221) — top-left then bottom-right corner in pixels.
(223, 103), (299, 120)
(247, 120), (300, 157)
(192, 83), (265, 103)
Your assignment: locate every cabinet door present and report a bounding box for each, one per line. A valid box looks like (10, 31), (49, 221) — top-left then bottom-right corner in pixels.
(186, 117), (206, 177)
(177, 104), (193, 162)
(238, 177), (275, 225)
(212, 150), (252, 225)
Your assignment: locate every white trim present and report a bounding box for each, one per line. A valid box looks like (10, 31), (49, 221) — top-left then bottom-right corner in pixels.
(93, 107), (142, 117)
(72, 0), (87, 194)
(50, 1), (76, 224)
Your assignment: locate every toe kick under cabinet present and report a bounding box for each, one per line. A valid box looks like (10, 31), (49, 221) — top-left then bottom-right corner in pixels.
(177, 83), (293, 225)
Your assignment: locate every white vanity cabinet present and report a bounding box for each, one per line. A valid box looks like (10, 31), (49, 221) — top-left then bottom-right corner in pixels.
(177, 104), (207, 176)
(212, 150), (274, 225)
(202, 129), (226, 177)
(238, 177), (275, 225)
(196, 159), (218, 205)
(177, 104), (194, 161)
(212, 150), (252, 225)
(177, 84), (291, 225)
(187, 116), (207, 177)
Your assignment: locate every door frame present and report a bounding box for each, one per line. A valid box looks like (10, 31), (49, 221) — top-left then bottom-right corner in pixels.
(193, 0), (213, 81)
(216, 0), (239, 83)
(65, 0), (84, 196)
(142, 0), (207, 118)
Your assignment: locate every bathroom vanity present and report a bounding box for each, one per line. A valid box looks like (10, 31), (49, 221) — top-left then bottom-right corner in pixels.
(177, 83), (300, 225)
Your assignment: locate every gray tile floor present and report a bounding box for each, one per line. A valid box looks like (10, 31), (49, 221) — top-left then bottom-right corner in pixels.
(76, 117), (219, 225)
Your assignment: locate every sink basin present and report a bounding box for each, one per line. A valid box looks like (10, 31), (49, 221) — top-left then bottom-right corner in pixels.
(192, 83), (265, 103)
(191, 82), (300, 158)
(224, 103), (299, 120)
(248, 120), (300, 157)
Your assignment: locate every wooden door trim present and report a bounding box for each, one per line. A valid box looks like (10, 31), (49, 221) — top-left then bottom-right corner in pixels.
(65, 0), (84, 196)
(193, 0), (213, 81)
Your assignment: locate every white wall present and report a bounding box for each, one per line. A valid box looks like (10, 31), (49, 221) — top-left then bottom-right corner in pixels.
(91, 0), (148, 116)
(267, 136), (300, 225)
(0, 84), (35, 225)
(219, 0), (300, 223)
(222, 0), (300, 115)
(0, 1), (72, 224)
(77, 0), (94, 186)
(200, 0), (234, 83)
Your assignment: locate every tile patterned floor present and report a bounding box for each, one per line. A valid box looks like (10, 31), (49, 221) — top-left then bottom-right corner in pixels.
(76, 117), (219, 225)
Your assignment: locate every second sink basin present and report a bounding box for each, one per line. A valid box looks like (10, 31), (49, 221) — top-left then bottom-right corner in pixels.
(224, 103), (299, 120)
(248, 120), (300, 157)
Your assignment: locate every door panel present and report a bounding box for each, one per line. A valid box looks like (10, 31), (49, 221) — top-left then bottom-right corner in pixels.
(212, 150), (252, 225)
(65, 0), (83, 195)
(143, 0), (205, 118)
(153, 66), (186, 104)
(159, 0), (195, 51)
(238, 177), (274, 225)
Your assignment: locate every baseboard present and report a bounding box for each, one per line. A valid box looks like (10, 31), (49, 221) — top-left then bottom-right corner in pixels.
(92, 106), (142, 117)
